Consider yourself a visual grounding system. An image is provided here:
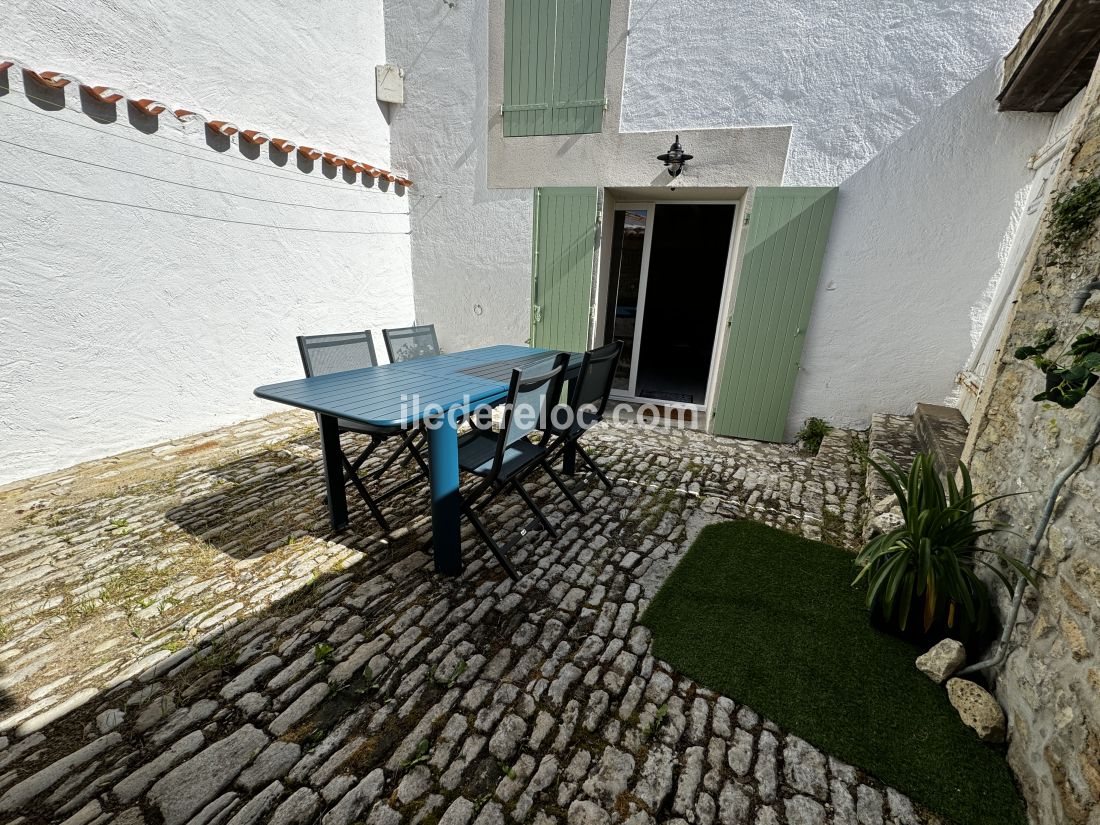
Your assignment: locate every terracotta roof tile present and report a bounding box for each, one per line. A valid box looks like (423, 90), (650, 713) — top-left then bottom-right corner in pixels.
(0, 56), (410, 188)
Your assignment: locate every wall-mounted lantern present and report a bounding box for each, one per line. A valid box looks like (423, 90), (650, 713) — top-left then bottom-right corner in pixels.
(657, 135), (693, 177)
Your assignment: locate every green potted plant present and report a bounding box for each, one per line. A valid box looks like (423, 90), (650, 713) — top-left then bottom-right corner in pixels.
(853, 453), (1034, 651)
(1014, 327), (1100, 408)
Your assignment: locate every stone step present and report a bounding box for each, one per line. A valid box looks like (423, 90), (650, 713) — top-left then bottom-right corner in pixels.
(913, 402), (969, 478)
(865, 412), (921, 506)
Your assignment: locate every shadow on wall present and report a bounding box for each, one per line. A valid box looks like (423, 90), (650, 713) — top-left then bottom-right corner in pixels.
(785, 60), (1053, 436)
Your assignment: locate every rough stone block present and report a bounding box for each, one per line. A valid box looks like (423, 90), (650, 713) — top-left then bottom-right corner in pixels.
(947, 678), (1006, 743)
(915, 639), (966, 684)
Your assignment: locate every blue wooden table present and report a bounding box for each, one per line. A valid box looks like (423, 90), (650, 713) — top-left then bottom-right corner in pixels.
(255, 344), (581, 575)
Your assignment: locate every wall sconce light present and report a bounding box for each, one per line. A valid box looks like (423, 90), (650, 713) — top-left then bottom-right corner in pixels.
(657, 135), (693, 177)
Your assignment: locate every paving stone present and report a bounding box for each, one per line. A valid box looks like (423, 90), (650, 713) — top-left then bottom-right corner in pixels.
(438, 796), (475, 825)
(192, 791), (237, 825)
(236, 741), (300, 792)
(15, 688), (98, 736)
(718, 782), (750, 825)
(886, 788), (920, 825)
(221, 655), (282, 700)
(754, 729), (779, 804)
(321, 775), (358, 804)
(149, 699), (220, 748)
(226, 781), (284, 825)
(783, 735), (829, 800)
(396, 765), (432, 803)
(0, 419), (931, 824)
(366, 802), (402, 825)
(268, 682), (329, 736)
(113, 730), (206, 804)
(581, 745), (634, 805)
(489, 713), (527, 760)
(856, 785), (885, 825)
(495, 753), (536, 803)
(645, 671), (674, 705)
(57, 798), (102, 825)
(95, 708), (125, 734)
(148, 724), (268, 825)
(135, 696), (177, 733)
(0, 732), (121, 813)
(672, 745), (705, 818)
(785, 795), (827, 825)
(548, 663), (582, 707)
(268, 786), (320, 825)
(473, 801), (505, 825)
(634, 744), (675, 810)
(568, 800), (610, 825)
(321, 769), (385, 825)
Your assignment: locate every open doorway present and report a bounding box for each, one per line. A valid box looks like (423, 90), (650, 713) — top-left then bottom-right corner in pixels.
(602, 202), (736, 406)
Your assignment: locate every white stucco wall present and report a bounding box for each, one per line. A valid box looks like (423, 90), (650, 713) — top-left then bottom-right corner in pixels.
(0, 0), (413, 484)
(621, 0), (1041, 187)
(786, 66), (1051, 433)
(385, 1), (535, 353)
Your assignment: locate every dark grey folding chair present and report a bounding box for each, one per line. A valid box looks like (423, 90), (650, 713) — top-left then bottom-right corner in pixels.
(378, 324), (441, 476)
(455, 352), (577, 579)
(547, 340), (624, 490)
(382, 324), (441, 363)
(297, 331), (428, 531)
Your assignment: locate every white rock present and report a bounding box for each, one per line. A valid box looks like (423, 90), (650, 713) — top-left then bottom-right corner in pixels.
(915, 639), (966, 684)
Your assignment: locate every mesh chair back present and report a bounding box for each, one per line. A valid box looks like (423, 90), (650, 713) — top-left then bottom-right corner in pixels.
(297, 331), (379, 377)
(570, 341), (623, 431)
(493, 353), (569, 469)
(383, 324), (440, 363)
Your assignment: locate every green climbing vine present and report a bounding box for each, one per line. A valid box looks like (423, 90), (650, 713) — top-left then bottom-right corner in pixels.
(1046, 175), (1100, 252)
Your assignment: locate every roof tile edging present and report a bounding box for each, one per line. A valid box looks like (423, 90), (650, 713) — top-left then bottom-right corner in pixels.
(0, 56), (412, 188)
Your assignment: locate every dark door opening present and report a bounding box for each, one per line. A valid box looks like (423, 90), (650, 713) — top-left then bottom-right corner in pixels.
(630, 203), (735, 405)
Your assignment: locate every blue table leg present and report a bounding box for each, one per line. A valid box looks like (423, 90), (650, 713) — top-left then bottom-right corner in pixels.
(427, 415), (463, 575)
(562, 374), (577, 476)
(319, 414), (348, 532)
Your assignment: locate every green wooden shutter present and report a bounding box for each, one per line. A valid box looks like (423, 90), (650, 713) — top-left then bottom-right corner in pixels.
(712, 187), (838, 442)
(503, 0), (611, 137)
(531, 187), (598, 351)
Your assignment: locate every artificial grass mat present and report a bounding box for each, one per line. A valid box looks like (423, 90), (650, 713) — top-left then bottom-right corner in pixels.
(640, 520), (1025, 825)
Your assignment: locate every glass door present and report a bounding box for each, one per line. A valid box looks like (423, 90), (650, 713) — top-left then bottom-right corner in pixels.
(602, 206), (653, 395)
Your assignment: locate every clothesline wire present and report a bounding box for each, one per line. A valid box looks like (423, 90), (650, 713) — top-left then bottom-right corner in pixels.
(0, 178), (413, 236)
(0, 137), (409, 216)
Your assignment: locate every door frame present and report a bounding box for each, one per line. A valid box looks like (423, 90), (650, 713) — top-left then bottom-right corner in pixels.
(594, 194), (745, 414)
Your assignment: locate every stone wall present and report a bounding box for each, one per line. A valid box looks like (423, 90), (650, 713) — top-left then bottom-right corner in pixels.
(964, 57), (1100, 825)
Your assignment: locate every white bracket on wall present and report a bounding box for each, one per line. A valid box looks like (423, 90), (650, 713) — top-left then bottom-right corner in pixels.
(376, 64), (405, 105)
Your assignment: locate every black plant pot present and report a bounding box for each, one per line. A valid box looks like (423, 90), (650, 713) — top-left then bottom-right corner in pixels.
(1043, 369), (1099, 407)
(869, 585), (996, 658)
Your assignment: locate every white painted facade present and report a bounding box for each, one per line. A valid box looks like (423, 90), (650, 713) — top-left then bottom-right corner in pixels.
(0, 0), (1062, 482)
(0, 0), (414, 484)
(388, 0), (1052, 436)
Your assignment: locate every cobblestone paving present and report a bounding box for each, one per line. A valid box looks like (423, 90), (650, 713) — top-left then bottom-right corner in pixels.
(0, 415), (940, 824)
